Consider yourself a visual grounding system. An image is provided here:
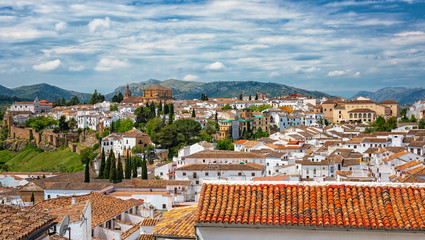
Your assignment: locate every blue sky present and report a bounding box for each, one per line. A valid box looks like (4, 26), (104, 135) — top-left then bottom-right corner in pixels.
(0, 0), (424, 97)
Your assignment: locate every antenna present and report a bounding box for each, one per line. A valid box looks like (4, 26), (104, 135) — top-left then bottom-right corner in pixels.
(58, 215), (70, 237)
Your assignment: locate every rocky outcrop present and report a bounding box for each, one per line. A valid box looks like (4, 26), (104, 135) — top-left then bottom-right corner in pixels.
(2, 139), (28, 153)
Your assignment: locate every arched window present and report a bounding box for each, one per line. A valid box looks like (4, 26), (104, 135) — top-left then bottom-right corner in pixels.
(368, 113), (371, 118)
(363, 113), (367, 118)
(354, 113), (357, 118)
(349, 113), (353, 118)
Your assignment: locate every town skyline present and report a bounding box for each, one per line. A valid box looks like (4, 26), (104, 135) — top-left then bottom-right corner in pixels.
(1, 0), (425, 97)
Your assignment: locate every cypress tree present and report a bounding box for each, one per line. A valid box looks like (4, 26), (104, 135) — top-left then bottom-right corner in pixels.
(191, 109), (196, 118)
(125, 150), (131, 179)
(158, 101), (163, 113)
(168, 111), (173, 125)
(249, 95), (252, 100)
(132, 157), (138, 178)
(109, 154), (117, 183)
(164, 103), (169, 115)
(104, 150), (113, 179)
(141, 154), (148, 180)
(30, 192), (35, 204)
(255, 94), (258, 100)
(99, 148), (105, 179)
(84, 161), (90, 183)
(117, 156), (124, 182)
(169, 103), (174, 114)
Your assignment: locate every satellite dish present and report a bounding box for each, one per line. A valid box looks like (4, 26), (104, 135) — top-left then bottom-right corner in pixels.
(58, 215), (70, 236)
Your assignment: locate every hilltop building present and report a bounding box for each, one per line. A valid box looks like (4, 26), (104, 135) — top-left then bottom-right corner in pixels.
(321, 96), (398, 123)
(6, 97), (52, 114)
(122, 84), (173, 104)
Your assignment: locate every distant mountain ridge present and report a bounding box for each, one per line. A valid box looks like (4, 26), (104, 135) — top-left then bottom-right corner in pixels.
(351, 87), (425, 106)
(0, 79), (336, 103)
(0, 83), (92, 102)
(109, 79), (336, 100)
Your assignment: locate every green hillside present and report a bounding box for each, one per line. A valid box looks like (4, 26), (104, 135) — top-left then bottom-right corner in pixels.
(109, 79), (336, 100)
(0, 83), (92, 102)
(1, 145), (83, 173)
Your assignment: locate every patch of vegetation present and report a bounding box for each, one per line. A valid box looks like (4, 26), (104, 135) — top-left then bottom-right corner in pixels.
(2, 144), (82, 172)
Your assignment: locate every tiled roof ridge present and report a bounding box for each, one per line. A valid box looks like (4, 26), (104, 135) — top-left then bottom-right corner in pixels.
(201, 180), (425, 187)
(197, 182), (425, 231)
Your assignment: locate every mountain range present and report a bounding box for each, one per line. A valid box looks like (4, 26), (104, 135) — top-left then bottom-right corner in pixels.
(107, 79), (336, 100)
(351, 87), (425, 106)
(1, 80), (424, 106)
(0, 79), (335, 103)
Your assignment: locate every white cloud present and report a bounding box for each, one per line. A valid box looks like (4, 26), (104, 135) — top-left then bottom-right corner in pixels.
(394, 31), (425, 37)
(183, 74), (199, 81)
(354, 72), (361, 77)
(69, 65), (85, 72)
(269, 71), (280, 77)
(88, 17), (111, 33)
(328, 70), (345, 77)
(205, 61), (227, 71)
(95, 57), (128, 71)
(55, 21), (67, 31)
(33, 59), (61, 71)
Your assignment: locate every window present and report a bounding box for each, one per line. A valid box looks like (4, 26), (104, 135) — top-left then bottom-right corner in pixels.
(162, 204), (166, 209)
(238, 172), (242, 176)
(195, 180), (199, 185)
(182, 172), (186, 176)
(251, 172), (255, 176)
(205, 172), (209, 176)
(218, 172), (221, 176)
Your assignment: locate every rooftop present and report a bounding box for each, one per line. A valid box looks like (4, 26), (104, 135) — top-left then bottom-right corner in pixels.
(185, 150), (265, 159)
(196, 181), (425, 231)
(153, 205), (197, 239)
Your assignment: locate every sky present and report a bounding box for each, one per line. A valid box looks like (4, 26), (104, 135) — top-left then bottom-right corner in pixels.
(0, 0), (424, 97)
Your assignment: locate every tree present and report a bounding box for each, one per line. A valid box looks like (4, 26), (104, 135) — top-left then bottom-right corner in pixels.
(249, 95), (252, 100)
(164, 103), (169, 115)
(141, 154), (148, 180)
(58, 116), (69, 132)
(410, 114), (418, 123)
(146, 117), (165, 137)
(419, 118), (425, 129)
(99, 149), (105, 179)
(109, 154), (117, 183)
(158, 101), (163, 113)
(117, 156), (124, 182)
(110, 104), (118, 111)
(25, 116), (57, 132)
(191, 109), (196, 118)
(200, 121), (216, 142)
(221, 104), (232, 110)
(132, 157), (138, 178)
(249, 104), (272, 112)
(168, 111), (174, 125)
(239, 93), (243, 100)
(117, 92), (124, 102)
(104, 150), (113, 179)
(30, 192), (35, 204)
(80, 147), (93, 164)
(255, 94), (258, 100)
(88, 90), (105, 104)
(216, 139), (234, 150)
(134, 106), (152, 128)
(125, 150), (131, 179)
(214, 112), (219, 131)
(172, 119), (202, 144)
(254, 127), (269, 139)
(84, 161), (90, 183)
(68, 96), (80, 106)
(117, 118), (134, 132)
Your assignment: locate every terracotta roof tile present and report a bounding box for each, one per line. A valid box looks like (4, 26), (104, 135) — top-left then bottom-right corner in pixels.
(32, 192), (138, 228)
(141, 218), (160, 226)
(139, 234), (155, 240)
(196, 182), (425, 231)
(186, 150), (265, 159)
(153, 205), (196, 238)
(0, 204), (55, 240)
(176, 163), (264, 171)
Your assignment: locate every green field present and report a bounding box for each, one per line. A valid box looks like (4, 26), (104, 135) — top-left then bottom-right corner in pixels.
(0, 145), (84, 172)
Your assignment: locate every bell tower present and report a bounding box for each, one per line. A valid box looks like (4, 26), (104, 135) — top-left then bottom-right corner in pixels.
(124, 84), (131, 99)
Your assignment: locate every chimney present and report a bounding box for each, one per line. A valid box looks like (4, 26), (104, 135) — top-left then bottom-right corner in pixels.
(149, 205), (155, 219)
(71, 194), (76, 205)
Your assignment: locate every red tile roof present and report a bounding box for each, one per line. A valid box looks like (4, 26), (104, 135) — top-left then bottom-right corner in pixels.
(196, 182), (425, 231)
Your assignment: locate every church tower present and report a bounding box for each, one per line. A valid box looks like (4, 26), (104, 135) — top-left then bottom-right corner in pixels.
(124, 84), (131, 99)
